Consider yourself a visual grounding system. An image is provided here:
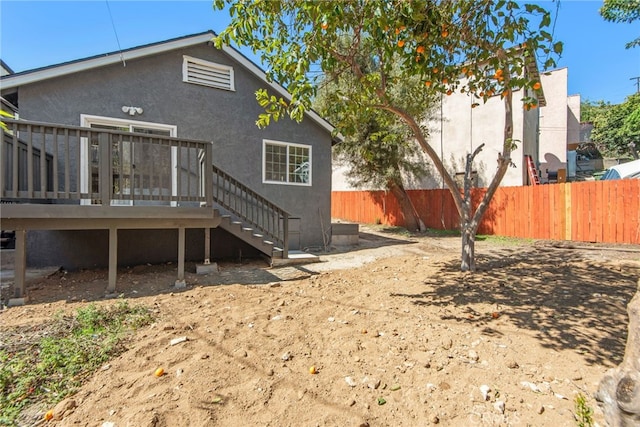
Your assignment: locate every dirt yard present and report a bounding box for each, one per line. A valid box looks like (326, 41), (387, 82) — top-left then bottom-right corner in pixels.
(2, 225), (640, 426)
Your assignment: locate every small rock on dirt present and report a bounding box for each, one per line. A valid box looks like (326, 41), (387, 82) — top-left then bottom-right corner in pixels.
(53, 398), (77, 420)
(169, 336), (188, 346)
(365, 377), (381, 390)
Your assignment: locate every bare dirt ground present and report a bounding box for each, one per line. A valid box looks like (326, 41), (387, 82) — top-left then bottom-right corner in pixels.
(2, 225), (640, 427)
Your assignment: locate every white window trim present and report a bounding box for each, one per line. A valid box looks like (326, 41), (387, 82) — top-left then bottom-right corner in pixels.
(80, 114), (177, 136)
(182, 55), (235, 92)
(262, 139), (312, 187)
(79, 114), (178, 206)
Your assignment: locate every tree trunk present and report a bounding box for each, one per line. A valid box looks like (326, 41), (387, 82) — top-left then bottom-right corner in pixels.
(387, 181), (426, 232)
(596, 278), (640, 426)
(460, 224), (475, 272)
(375, 83), (514, 271)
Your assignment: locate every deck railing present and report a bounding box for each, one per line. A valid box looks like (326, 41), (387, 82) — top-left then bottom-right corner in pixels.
(1, 118), (213, 206)
(212, 164), (289, 257)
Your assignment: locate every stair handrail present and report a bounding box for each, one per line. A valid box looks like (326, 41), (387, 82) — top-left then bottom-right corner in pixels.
(211, 164), (289, 258)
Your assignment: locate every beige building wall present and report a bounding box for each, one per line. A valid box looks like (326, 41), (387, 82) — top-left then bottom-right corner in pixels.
(538, 68), (571, 180)
(567, 94), (581, 145)
(332, 68), (573, 190)
(425, 89), (529, 188)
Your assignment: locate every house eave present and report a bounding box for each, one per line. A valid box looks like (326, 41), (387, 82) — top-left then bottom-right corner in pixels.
(0, 31), (336, 136)
(0, 33), (216, 90)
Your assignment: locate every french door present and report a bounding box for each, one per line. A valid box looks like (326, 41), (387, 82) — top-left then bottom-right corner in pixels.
(80, 115), (177, 205)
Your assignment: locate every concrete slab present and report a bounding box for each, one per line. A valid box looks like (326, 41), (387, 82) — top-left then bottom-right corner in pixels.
(271, 250), (320, 267)
(196, 262), (219, 275)
(8, 296), (29, 307)
(174, 279), (187, 289)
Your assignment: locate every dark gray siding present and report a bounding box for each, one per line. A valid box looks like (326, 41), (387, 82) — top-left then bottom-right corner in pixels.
(17, 42), (332, 268)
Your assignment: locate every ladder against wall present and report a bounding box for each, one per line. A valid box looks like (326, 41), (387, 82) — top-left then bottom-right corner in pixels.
(525, 155), (540, 185)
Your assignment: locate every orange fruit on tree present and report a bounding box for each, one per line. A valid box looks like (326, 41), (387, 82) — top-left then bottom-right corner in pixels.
(397, 40), (405, 48)
(442, 77), (448, 84)
(446, 89), (453, 96)
(433, 67), (439, 74)
(533, 82), (541, 90)
(321, 22), (328, 30)
(416, 45), (425, 54)
(441, 30), (449, 37)
(425, 81), (432, 87)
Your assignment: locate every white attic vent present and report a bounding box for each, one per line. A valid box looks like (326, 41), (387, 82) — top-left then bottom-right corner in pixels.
(183, 55), (235, 91)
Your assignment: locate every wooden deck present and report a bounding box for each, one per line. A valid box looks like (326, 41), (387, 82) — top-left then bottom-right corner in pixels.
(1, 118), (293, 303)
(2, 204), (221, 302)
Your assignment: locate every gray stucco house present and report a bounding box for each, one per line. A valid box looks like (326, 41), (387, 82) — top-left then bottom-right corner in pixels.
(0, 31), (336, 297)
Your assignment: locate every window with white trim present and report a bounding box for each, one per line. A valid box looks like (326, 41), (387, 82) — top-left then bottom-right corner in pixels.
(263, 140), (311, 186)
(183, 55), (235, 91)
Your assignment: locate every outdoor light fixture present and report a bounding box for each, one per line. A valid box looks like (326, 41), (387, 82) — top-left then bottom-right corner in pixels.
(122, 106), (143, 116)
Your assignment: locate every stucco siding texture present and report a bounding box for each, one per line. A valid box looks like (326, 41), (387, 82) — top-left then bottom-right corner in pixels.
(16, 41), (332, 267)
(538, 68), (569, 178)
(427, 88), (527, 188)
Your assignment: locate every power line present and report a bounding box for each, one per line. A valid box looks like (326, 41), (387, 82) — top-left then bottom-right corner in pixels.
(105, 0), (126, 67)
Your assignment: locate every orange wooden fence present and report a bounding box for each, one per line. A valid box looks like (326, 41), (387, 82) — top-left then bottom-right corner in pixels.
(331, 180), (640, 244)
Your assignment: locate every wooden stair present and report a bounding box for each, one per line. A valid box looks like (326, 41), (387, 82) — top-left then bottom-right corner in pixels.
(217, 213), (284, 259)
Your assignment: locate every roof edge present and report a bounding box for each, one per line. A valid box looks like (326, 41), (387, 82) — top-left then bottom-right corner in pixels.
(0, 31), (335, 136)
(0, 32), (215, 89)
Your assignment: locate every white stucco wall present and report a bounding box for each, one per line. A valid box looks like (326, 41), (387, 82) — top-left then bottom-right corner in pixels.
(538, 68), (569, 179)
(425, 89), (528, 188)
(332, 68), (577, 191)
(567, 94), (581, 145)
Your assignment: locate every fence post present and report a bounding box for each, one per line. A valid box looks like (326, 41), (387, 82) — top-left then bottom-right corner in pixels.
(564, 182), (572, 241)
(99, 133), (111, 206)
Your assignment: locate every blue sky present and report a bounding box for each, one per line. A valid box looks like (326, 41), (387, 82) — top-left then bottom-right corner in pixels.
(1, 0), (639, 105)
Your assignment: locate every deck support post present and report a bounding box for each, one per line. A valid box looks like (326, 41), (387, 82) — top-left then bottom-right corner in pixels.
(175, 227), (186, 288)
(204, 227), (210, 264)
(13, 229), (26, 299)
(107, 227), (117, 294)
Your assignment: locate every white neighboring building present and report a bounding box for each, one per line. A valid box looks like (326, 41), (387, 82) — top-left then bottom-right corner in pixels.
(332, 67), (578, 190)
(538, 67), (581, 181)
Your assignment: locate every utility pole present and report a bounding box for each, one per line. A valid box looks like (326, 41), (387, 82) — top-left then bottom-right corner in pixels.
(632, 76), (640, 94)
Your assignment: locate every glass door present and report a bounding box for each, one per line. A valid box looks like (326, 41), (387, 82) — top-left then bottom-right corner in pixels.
(80, 115), (176, 205)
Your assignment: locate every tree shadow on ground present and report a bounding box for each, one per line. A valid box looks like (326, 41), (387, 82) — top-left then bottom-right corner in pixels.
(390, 245), (640, 367)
